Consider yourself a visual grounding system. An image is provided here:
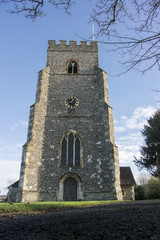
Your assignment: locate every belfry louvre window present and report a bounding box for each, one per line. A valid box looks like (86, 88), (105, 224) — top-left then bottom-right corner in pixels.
(68, 61), (78, 74)
(60, 131), (82, 166)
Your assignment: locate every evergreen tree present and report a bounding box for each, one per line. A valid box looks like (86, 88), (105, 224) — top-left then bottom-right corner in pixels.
(134, 110), (160, 182)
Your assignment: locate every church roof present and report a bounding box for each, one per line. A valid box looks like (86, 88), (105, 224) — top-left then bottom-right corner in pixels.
(120, 167), (136, 186)
(8, 180), (19, 189)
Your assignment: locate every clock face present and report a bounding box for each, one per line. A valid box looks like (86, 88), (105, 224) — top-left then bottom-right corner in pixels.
(64, 96), (79, 109)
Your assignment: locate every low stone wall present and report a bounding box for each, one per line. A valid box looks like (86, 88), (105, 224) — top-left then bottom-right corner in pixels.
(121, 185), (135, 200)
(7, 188), (19, 202)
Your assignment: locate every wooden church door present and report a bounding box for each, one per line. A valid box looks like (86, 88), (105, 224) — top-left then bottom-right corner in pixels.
(63, 177), (77, 201)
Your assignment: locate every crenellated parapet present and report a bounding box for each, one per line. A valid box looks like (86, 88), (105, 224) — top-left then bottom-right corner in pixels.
(47, 40), (99, 72)
(47, 40), (98, 52)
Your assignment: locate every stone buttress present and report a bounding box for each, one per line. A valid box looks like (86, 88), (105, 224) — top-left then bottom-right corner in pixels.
(17, 40), (122, 202)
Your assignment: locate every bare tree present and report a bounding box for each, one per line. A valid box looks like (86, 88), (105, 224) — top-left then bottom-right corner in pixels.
(90, 0), (160, 74)
(137, 173), (149, 185)
(1, 0), (160, 74)
(0, 0), (73, 19)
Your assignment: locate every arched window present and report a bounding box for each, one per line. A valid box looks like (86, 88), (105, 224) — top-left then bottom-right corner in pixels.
(68, 61), (78, 74)
(60, 131), (82, 167)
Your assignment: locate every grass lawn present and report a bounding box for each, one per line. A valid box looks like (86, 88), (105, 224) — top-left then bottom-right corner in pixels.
(0, 200), (128, 214)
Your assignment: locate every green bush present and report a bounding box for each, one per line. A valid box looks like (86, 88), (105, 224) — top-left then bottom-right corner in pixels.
(135, 185), (145, 200)
(135, 177), (160, 200)
(145, 177), (160, 199)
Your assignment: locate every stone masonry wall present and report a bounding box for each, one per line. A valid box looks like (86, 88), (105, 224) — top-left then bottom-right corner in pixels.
(18, 67), (50, 202)
(18, 41), (122, 202)
(122, 185), (135, 200)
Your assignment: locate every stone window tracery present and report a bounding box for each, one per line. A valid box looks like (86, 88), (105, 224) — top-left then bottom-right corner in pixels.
(60, 131), (82, 167)
(68, 61), (78, 74)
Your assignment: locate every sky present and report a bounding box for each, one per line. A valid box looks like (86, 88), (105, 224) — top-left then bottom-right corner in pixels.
(0, 0), (159, 195)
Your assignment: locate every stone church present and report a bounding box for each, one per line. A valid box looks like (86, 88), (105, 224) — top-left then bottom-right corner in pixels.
(12, 40), (125, 202)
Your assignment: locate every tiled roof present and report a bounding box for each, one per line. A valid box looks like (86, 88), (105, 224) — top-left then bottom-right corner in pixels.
(8, 180), (19, 188)
(120, 167), (136, 186)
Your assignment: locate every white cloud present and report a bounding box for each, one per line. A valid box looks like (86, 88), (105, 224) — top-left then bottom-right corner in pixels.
(0, 141), (22, 195)
(114, 106), (156, 133)
(133, 106), (156, 119)
(0, 142), (22, 162)
(119, 144), (139, 152)
(114, 126), (126, 132)
(19, 120), (28, 126)
(10, 123), (19, 130)
(117, 132), (142, 144)
(118, 136), (141, 165)
(0, 160), (20, 195)
(120, 116), (127, 120)
(115, 105), (157, 168)
(119, 150), (135, 164)
(10, 120), (28, 131)
(114, 120), (119, 124)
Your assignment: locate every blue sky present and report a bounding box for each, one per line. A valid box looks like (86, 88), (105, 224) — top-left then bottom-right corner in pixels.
(0, 0), (159, 194)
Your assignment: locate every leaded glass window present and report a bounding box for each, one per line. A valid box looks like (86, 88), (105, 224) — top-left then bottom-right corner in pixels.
(75, 138), (80, 166)
(61, 137), (67, 166)
(68, 61), (78, 74)
(60, 131), (82, 167)
(68, 133), (73, 166)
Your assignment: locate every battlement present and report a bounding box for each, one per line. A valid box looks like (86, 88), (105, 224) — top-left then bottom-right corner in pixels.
(48, 40), (98, 52)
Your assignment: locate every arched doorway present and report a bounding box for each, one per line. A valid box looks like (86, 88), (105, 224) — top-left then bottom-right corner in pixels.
(63, 177), (77, 201)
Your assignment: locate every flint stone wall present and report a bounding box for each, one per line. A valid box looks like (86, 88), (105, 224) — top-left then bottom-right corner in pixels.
(18, 41), (122, 202)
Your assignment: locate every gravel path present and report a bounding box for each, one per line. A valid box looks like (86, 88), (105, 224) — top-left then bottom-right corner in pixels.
(0, 200), (160, 240)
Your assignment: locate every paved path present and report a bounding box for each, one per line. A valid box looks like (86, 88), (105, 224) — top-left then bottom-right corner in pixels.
(0, 200), (160, 240)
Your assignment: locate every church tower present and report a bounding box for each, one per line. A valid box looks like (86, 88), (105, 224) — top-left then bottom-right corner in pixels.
(17, 40), (122, 202)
